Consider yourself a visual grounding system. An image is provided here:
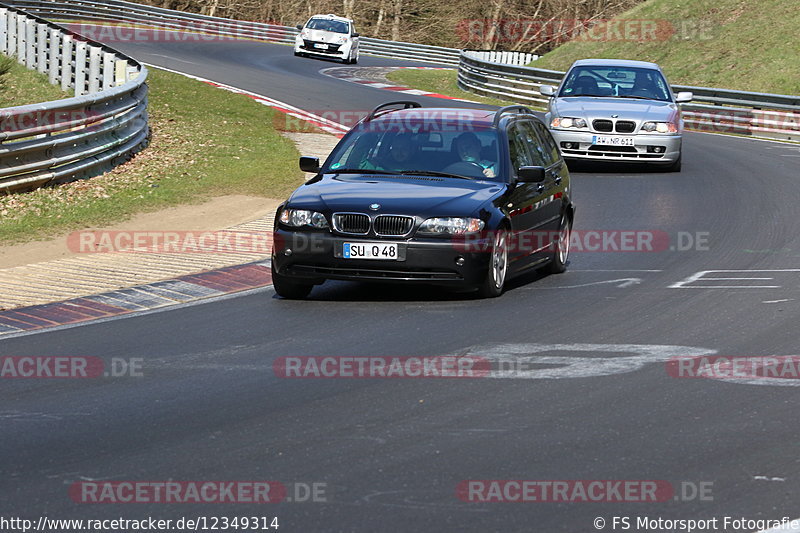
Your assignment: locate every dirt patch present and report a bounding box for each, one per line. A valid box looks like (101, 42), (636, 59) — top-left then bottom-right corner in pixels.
(0, 195), (280, 269)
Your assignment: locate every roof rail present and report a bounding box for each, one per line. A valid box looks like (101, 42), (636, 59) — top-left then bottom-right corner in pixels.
(492, 105), (535, 127)
(365, 101), (422, 121)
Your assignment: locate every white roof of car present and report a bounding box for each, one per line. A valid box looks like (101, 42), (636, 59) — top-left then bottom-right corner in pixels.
(571, 58), (660, 70)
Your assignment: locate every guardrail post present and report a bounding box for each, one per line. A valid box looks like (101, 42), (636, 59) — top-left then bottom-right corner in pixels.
(36, 22), (47, 74)
(16, 14), (25, 64)
(102, 51), (115, 90)
(48, 27), (60, 84)
(88, 45), (101, 93)
(25, 17), (35, 67)
(0, 8), (7, 55)
(6, 11), (16, 57)
(74, 40), (87, 96)
(115, 59), (128, 86)
(60, 34), (72, 91)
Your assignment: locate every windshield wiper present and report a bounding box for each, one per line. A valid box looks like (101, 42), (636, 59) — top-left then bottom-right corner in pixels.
(398, 170), (472, 180)
(327, 168), (400, 175)
(327, 168), (474, 180)
(613, 95), (658, 100)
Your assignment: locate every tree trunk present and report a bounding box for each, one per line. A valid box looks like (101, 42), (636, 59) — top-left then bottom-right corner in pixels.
(207, 0), (220, 17)
(343, 0), (355, 19)
(483, 0), (503, 49)
(391, 0), (402, 42)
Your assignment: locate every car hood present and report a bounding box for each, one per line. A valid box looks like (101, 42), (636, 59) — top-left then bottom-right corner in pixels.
(288, 174), (505, 218)
(305, 29), (345, 43)
(552, 97), (678, 121)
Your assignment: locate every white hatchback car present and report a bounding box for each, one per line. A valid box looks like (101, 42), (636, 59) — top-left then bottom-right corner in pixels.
(294, 14), (360, 64)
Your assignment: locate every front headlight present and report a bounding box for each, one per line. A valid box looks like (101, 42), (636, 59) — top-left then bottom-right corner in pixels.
(641, 121), (678, 134)
(418, 217), (485, 235)
(550, 117), (587, 129)
(335, 36), (348, 44)
(279, 208), (329, 229)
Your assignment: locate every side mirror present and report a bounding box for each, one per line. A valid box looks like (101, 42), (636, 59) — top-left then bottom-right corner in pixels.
(517, 166), (545, 183)
(299, 156), (320, 173)
(295, 24), (303, 30)
(539, 85), (556, 97)
(352, 32), (360, 37)
(675, 91), (693, 103)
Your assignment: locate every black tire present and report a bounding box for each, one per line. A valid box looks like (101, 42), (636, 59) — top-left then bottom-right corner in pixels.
(271, 262), (313, 299)
(540, 214), (572, 275)
(476, 228), (509, 298)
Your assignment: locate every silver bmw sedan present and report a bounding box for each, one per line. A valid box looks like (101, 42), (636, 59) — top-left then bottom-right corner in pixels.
(540, 58), (693, 172)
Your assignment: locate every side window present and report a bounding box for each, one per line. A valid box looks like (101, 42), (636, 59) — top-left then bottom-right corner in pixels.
(529, 120), (561, 166)
(507, 124), (534, 173)
(517, 122), (548, 167)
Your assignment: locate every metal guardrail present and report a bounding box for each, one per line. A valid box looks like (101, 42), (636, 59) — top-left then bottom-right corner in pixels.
(458, 50), (800, 142)
(465, 50), (539, 66)
(0, 2), (149, 193)
(6, 0), (463, 66)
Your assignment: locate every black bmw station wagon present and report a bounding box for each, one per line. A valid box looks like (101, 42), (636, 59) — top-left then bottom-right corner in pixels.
(271, 101), (574, 299)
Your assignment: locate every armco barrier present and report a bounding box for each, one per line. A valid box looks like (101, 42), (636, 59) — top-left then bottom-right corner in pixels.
(0, 2), (149, 193)
(457, 50), (800, 142)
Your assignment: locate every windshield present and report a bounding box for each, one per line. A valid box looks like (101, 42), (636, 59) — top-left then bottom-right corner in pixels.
(559, 66), (672, 101)
(323, 122), (502, 180)
(305, 18), (349, 34)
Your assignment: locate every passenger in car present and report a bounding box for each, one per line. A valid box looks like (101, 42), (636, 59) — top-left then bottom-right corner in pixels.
(453, 132), (497, 178)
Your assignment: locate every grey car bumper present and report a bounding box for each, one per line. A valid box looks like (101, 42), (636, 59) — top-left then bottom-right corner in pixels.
(550, 130), (682, 164)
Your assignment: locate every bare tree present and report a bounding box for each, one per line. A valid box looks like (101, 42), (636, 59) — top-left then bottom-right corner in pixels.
(130, 0), (647, 51)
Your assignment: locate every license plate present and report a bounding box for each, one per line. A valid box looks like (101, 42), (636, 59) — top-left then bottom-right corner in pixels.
(343, 242), (399, 260)
(592, 135), (635, 146)
(313, 43), (328, 49)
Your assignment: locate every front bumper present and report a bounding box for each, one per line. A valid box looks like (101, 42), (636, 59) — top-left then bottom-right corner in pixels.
(550, 130), (682, 164)
(272, 229), (493, 286)
(294, 38), (351, 58)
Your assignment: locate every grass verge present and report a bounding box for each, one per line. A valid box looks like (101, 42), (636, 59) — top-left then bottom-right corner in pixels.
(0, 53), (71, 107)
(530, 0), (800, 95)
(0, 67), (302, 244)
(385, 69), (523, 108)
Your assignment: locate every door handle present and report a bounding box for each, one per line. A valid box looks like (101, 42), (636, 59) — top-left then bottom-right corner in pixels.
(553, 175), (562, 184)
(537, 183), (545, 192)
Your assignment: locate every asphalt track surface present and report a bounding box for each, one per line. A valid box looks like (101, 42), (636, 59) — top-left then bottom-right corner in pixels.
(3, 36), (800, 533)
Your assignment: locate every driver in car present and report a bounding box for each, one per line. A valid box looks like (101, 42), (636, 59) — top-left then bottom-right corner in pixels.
(453, 132), (496, 178)
(630, 71), (660, 98)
